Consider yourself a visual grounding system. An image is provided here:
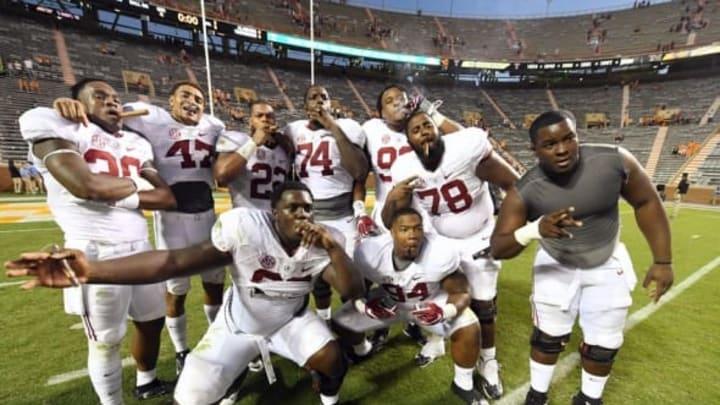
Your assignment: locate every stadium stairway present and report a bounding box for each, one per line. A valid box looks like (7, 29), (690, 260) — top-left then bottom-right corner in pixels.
(344, 77), (372, 117)
(52, 30), (75, 86)
(669, 130), (720, 186)
(481, 90), (516, 129)
(644, 126), (668, 179)
(265, 66), (296, 112)
(699, 96), (720, 127)
(621, 84), (630, 128)
(546, 88), (558, 110)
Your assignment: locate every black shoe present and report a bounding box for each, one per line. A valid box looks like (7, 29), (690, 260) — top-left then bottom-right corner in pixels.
(572, 391), (603, 405)
(344, 341), (380, 365)
(477, 359), (503, 399)
(524, 388), (548, 405)
(133, 379), (174, 400)
(370, 327), (390, 352)
(175, 349), (191, 376)
(403, 323), (427, 346)
(450, 382), (489, 405)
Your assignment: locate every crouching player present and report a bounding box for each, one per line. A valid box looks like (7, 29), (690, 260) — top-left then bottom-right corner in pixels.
(332, 207), (488, 405)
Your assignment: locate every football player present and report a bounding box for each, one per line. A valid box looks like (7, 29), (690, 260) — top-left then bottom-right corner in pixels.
(214, 100), (291, 211)
(284, 85), (369, 322)
(333, 207), (487, 405)
(490, 110), (673, 405)
(382, 111), (519, 400)
(54, 81), (227, 374)
(19, 78), (177, 404)
(7, 181), (365, 405)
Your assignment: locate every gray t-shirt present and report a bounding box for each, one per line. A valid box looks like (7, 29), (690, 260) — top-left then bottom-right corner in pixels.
(517, 144), (627, 269)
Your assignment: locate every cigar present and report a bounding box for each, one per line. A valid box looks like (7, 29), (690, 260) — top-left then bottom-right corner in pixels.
(423, 142), (430, 157)
(119, 109), (149, 118)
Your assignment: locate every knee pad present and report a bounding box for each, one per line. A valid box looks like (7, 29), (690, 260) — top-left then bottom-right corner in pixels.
(579, 342), (619, 364)
(313, 278), (332, 300)
(530, 327), (571, 354)
(317, 354), (348, 396)
(470, 297), (497, 325)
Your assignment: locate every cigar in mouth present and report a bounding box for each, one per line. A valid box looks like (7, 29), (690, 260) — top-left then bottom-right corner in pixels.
(423, 142), (430, 157)
(119, 109), (149, 118)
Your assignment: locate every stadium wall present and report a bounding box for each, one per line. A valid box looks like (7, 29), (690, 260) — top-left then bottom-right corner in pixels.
(0, 164), (10, 192)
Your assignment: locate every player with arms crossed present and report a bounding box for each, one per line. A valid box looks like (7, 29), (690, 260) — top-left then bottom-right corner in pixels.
(20, 78), (177, 404)
(285, 85), (369, 323)
(7, 181), (365, 405)
(490, 110), (674, 405)
(333, 207), (488, 405)
(382, 111), (519, 400)
(214, 100), (290, 210)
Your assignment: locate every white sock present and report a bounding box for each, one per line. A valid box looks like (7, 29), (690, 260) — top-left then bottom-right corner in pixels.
(87, 341), (123, 405)
(204, 304), (220, 324)
(581, 368), (609, 399)
(320, 393), (339, 405)
(316, 307), (331, 320)
(136, 368), (157, 387)
(166, 314), (188, 352)
(453, 364), (475, 391)
(353, 339), (372, 356)
(529, 359), (556, 393)
(480, 347), (496, 361)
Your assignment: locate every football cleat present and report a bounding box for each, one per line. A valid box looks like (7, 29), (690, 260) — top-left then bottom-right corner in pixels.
(477, 358), (503, 399)
(370, 327), (390, 352)
(133, 378), (174, 400)
(572, 391), (603, 405)
(414, 335), (445, 368)
(403, 323), (428, 346)
(524, 388), (548, 405)
(175, 349), (191, 376)
(344, 340), (381, 365)
(451, 381), (489, 405)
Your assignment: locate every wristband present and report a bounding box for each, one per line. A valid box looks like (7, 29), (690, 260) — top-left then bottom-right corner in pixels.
(236, 140), (258, 160)
(353, 298), (367, 313)
(442, 303), (458, 319)
(430, 111), (447, 127)
(130, 176), (154, 191)
(654, 260), (672, 265)
(513, 216), (543, 246)
(113, 192), (140, 209)
(353, 200), (366, 217)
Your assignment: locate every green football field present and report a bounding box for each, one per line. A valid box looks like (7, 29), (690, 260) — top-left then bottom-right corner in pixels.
(1, 202), (719, 405)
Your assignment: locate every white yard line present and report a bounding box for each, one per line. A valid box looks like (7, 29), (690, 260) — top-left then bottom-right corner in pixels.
(46, 357), (136, 386)
(497, 255), (720, 405)
(0, 280), (25, 288)
(0, 227), (58, 233)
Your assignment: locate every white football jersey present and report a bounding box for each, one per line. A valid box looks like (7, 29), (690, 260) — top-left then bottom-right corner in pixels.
(284, 118), (365, 200)
(390, 128), (494, 240)
(354, 233), (460, 311)
(212, 208), (344, 335)
(19, 107), (152, 242)
(123, 102), (224, 186)
(215, 131), (290, 210)
(362, 118), (413, 204)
